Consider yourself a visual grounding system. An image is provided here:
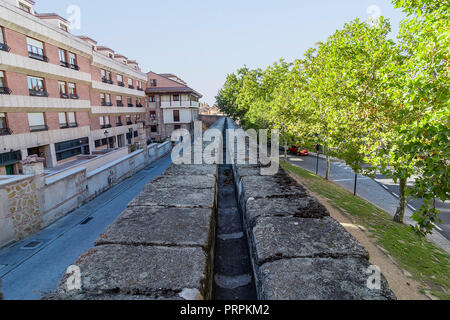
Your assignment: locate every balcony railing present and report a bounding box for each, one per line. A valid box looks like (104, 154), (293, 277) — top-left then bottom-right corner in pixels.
(128, 85), (135, 89)
(126, 121), (133, 125)
(60, 123), (69, 129)
(70, 64), (80, 71)
(128, 103), (134, 107)
(30, 125), (48, 132)
(60, 93), (69, 99)
(101, 102), (113, 106)
(0, 43), (10, 52)
(117, 102), (124, 107)
(116, 122), (123, 127)
(70, 94), (79, 100)
(28, 52), (49, 62)
(0, 128), (12, 136)
(137, 87), (143, 91)
(29, 90), (49, 97)
(0, 87), (12, 95)
(101, 124), (112, 129)
(136, 103), (143, 108)
(60, 61), (69, 68)
(118, 82), (125, 87)
(69, 122), (78, 128)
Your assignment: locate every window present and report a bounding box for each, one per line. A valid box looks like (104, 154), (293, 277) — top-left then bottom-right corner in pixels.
(106, 71), (112, 81)
(105, 94), (111, 104)
(59, 112), (68, 128)
(58, 81), (67, 97)
(149, 95), (156, 103)
(19, 2), (31, 13)
(137, 81), (142, 90)
(173, 94), (180, 102)
(115, 116), (122, 125)
(116, 96), (123, 106)
(150, 111), (156, 119)
(0, 27), (7, 51)
(28, 113), (47, 131)
(27, 38), (46, 61)
(150, 79), (157, 87)
(173, 110), (180, 122)
(99, 116), (110, 128)
(0, 71), (5, 87)
(128, 78), (134, 88)
(100, 93), (105, 104)
(101, 69), (106, 79)
(117, 74), (123, 83)
(127, 97), (133, 107)
(0, 113), (6, 129)
(174, 125), (181, 130)
(99, 116), (104, 126)
(28, 76), (46, 95)
(69, 52), (78, 69)
(59, 49), (67, 66)
(126, 115), (132, 124)
(151, 126), (157, 133)
(67, 112), (76, 126)
(68, 83), (77, 97)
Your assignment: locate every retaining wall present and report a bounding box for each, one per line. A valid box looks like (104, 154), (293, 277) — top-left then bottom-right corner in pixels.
(0, 142), (172, 248)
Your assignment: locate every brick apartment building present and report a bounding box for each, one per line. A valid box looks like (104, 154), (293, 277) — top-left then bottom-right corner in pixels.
(0, 0), (149, 174)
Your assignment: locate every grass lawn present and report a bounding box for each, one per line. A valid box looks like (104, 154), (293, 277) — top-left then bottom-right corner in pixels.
(281, 161), (450, 300)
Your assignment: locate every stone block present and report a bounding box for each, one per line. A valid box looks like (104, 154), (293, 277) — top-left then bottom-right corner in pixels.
(128, 187), (215, 209)
(247, 196), (329, 226)
(252, 217), (368, 265)
(143, 175), (216, 190)
(57, 245), (209, 299)
(259, 257), (396, 300)
(95, 207), (214, 250)
(242, 173), (308, 200)
(163, 164), (217, 177)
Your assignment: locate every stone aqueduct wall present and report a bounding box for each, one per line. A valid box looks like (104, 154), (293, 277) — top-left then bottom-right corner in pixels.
(45, 118), (394, 300)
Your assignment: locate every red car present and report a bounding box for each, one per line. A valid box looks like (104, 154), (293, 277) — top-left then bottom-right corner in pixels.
(289, 145), (310, 157)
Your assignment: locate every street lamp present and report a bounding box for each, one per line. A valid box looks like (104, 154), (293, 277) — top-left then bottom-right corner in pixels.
(104, 130), (110, 150)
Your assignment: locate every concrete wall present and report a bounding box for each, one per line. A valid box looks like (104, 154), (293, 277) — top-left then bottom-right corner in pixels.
(0, 142), (172, 249)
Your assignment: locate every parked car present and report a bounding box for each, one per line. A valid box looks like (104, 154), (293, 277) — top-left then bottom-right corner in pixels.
(288, 145), (310, 156)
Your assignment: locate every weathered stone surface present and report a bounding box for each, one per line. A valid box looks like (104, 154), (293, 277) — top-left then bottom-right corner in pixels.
(95, 207), (214, 250)
(43, 292), (182, 300)
(164, 164), (217, 177)
(128, 187), (215, 209)
(259, 257), (395, 300)
(57, 245), (208, 299)
(143, 175), (216, 190)
(247, 196), (329, 226)
(242, 174), (308, 199)
(252, 217), (368, 265)
(237, 167), (262, 178)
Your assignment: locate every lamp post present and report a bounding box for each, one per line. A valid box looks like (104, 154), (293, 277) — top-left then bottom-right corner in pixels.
(104, 130), (110, 150)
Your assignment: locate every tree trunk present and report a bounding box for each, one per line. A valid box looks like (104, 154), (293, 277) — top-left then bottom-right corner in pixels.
(284, 143), (288, 161)
(326, 155), (331, 180)
(394, 177), (407, 223)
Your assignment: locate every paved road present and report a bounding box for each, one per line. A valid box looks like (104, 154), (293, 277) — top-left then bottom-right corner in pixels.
(285, 153), (450, 241)
(0, 154), (172, 300)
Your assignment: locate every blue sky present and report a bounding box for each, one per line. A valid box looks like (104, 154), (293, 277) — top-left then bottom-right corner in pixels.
(36, 0), (406, 105)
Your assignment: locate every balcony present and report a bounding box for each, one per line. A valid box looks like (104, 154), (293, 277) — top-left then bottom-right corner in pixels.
(60, 61), (69, 68)
(117, 102), (124, 107)
(101, 102), (113, 107)
(137, 87), (143, 91)
(101, 124), (112, 129)
(136, 103), (143, 108)
(70, 94), (79, 100)
(30, 125), (48, 132)
(102, 77), (114, 85)
(60, 123), (69, 129)
(0, 43), (10, 52)
(128, 103), (134, 108)
(118, 82), (125, 87)
(28, 52), (49, 62)
(126, 121), (133, 125)
(70, 64), (80, 71)
(69, 122), (78, 128)
(116, 122), (123, 127)
(29, 90), (49, 97)
(128, 85), (135, 89)
(0, 128), (12, 136)
(60, 93), (69, 99)
(0, 87), (12, 95)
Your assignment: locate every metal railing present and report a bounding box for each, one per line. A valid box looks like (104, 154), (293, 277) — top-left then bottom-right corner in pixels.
(0, 127), (12, 136)
(0, 87), (12, 95)
(0, 43), (10, 52)
(29, 124), (48, 132)
(28, 52), (49, 62)
(29, 90), (49, 97)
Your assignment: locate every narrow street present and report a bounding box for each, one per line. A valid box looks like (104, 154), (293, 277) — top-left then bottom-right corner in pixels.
(285, 153), (450, 242)
(0, 154), (172, 300)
